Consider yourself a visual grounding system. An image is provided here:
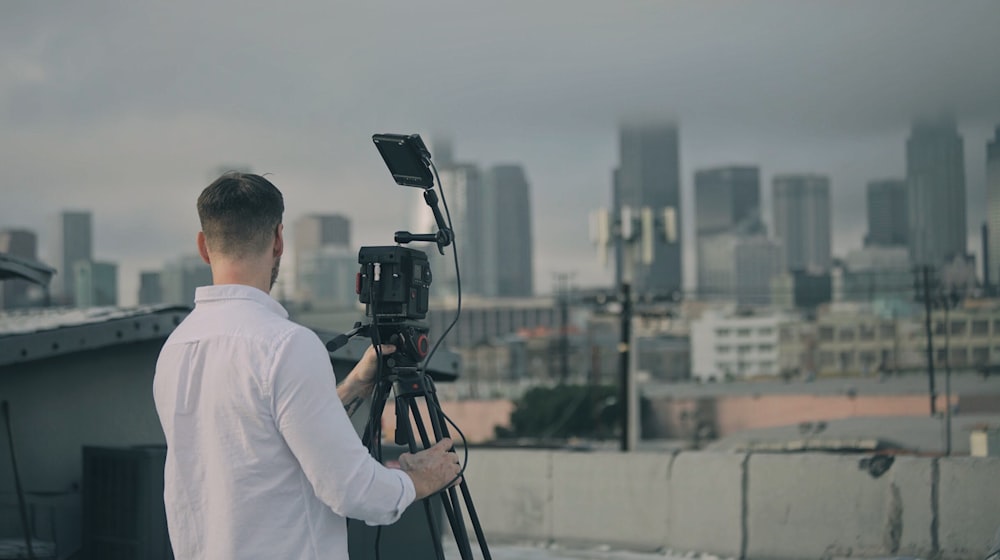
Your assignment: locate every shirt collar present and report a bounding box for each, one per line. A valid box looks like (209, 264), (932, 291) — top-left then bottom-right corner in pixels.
(194, 284), (289, 319)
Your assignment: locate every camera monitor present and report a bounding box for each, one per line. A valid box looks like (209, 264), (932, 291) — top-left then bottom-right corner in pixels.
(372, 133), (434, 189)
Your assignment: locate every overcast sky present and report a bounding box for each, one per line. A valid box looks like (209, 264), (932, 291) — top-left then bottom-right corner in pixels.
(2, 1), (999, 305)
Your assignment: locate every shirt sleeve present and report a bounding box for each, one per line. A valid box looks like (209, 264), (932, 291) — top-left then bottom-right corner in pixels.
(269, 327), (416, 525)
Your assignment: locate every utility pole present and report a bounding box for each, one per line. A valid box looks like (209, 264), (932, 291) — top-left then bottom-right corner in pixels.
(916, 265), (938, 416)
(553, 272), (574, 384)
(591, 205), (678, 452)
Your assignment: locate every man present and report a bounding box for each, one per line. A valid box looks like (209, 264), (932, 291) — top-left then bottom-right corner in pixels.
(153, 172), (460, 559)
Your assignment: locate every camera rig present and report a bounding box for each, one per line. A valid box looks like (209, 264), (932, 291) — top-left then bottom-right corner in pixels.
(325, 133), (491, 560)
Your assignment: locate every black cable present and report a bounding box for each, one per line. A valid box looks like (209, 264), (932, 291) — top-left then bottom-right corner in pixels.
(422, 160), (461, 372)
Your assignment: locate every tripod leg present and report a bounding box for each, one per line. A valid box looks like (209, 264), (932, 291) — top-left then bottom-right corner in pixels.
(395, 396), (447, 560)
(406, 396), (476, 560)
(424, 391), (493, 560)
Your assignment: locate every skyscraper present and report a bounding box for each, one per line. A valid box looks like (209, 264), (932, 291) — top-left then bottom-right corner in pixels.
(694, 166), (761, 236)
(483, 164), (533, 297)
(52, 211), (93, 305)
(138, 271), (164, 305)
(694, 165), (761, 298)
(430, 163), (485, 298)
(74, 261), (118, 307)
(734, 236), (783, 306)
(161, 254), (212, 307)
(617, 122), (682, 296)
(865, 179), (909, 247)
(986, 126), (1000, 289)
(773, 174), (832, 272)
(293, 214), (351, 300)
(0, 229), (39, 309)
(906, 117), (967, 266)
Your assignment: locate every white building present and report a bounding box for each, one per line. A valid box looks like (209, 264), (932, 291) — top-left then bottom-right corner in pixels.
(690, 309), (792, 381)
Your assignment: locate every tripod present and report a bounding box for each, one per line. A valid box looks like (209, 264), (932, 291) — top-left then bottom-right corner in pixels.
(333, 321), (491, 560)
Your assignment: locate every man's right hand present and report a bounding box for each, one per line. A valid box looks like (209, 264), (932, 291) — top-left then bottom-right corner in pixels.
(398, 437), (462, 500)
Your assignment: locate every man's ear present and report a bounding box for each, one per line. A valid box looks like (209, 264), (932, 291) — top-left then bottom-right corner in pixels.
(274, 224), (284, 258)
(197, 232), (211, 264)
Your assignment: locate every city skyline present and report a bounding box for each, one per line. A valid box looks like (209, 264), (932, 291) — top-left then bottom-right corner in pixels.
(1, 2), (998, 305)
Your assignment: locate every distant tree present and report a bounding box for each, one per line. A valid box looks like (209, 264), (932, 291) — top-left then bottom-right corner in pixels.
(495, 384), (619, 440)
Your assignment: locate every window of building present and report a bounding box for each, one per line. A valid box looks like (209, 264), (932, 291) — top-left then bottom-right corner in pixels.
(993, 319), (1000, 335)
(779, 326), (795, 342)
(879, 323), (896, 339)
(972, 347), (989, 364)
(758, 344), (774, 353)
(819, 326), (835, 342)
(838, 328), (855, 342)
(737, 328), (752, 337)
(859, 325), (876, 341)
(716, 328), (731, 337)
(819, 352), (835, 366)
(972, 320), (989, 336)
(838, 351), (854, 368)
(738, 344), (753, 353)
(758, 327), (774, 337)
(949, 347), (967, 366)
(950, 320), (967, 336)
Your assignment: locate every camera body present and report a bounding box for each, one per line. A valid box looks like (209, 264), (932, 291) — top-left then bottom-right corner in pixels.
(357, 245), (432, 321)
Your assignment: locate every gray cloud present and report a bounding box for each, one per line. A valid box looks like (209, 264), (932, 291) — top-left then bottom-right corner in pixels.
(1, 1), (998, 304)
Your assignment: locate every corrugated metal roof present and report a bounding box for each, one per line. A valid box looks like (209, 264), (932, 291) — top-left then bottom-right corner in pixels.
(0, 305), (190, 367)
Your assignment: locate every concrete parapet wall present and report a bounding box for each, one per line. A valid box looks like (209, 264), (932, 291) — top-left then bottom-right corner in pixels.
(747, 454), (893, 558)
(939, 458), (1000, 559)
(463, 449), (1000, 559)
(668, 452), (745, 558)
(551, 452), (672, 551)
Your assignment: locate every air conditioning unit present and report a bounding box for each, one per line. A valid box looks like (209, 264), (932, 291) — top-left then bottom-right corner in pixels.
(81, 445), (172, 560)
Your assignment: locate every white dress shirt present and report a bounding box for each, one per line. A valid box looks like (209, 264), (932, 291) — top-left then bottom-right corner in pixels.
(153, 284), (415, 560)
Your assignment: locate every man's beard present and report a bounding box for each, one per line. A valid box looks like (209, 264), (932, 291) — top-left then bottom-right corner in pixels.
(270, 255), (281, 290)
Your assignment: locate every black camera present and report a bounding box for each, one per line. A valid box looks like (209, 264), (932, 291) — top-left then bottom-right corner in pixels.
(347, 133), (453, 367)
(357, 246), (431, 321)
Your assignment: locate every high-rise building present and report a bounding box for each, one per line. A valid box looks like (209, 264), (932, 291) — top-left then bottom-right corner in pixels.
(74, 261), (118, 307)
(907, 117), (967, 266)
(138, 271), (164, 305)
(293, 214), (351, 300)
(297, 245), (359, 308)
(694, 166), (761, 298)
(483, 165), (533, 297)
(161, 254), (212, 307)
(617, 122), (682, 296)
(430, 164), (485, 298)
(865, 180), (909, 247)
(52, 211), (93, 305)
(986, 126), (1000, 289)
(694, 166), (761, 235)
(773, 174), (832, 272)
(734, 236), (783, 306)
(838, 246), (913, 303)
(0, 229), (39, 309)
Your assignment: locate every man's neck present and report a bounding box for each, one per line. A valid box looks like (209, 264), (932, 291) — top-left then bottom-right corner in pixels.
(210, 260), (272, 295)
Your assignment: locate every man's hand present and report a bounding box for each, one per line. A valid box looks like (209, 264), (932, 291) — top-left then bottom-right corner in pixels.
(349, 344), (396, 387)
(398, 438), (462, 500)
(339, 344), (395, 417)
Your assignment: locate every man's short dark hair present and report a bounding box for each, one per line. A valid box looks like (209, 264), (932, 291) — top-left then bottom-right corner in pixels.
(197, 172), (284, 258)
